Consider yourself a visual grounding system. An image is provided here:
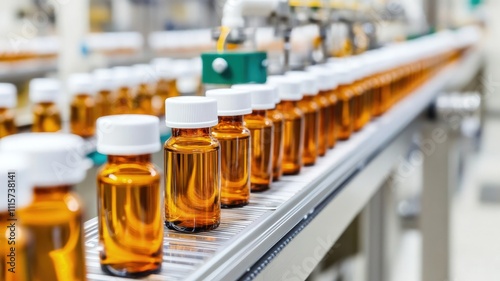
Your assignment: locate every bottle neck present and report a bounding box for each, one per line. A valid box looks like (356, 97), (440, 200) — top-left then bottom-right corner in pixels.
(108, 154), (152, 164)
(0, 107), (11, 114)
(219, 115), (244, 125)
(35, 101), (55, 107)
(249, 110), (267, 117)
(302, 95), (315, 101)
(33, 185), (73, 200)
(278, 100), (298, 109)
(172, 128), (211, 137)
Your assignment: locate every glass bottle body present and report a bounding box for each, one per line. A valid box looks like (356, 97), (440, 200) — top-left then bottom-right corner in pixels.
(19, 186), (87, 281)
(95, 90), (114, 118)
(352, 81), (365, 132)
(297, 96), (319, 166)
(362, 79), (374, 126)
(315, 92), (331, 156)
(267, 109), (284, 181)
(32, 102), (62, 133)
(276, 101), (304, 175)
(114, 87), (133, 115)
(327, 90), (338, 149)
(0, 211), (30, 281)
(154, 79), (178, 116)
(337, 84), (355, 140)
(133, 84), (154, 115)
(70, 94), (96, 137)
(97, 155), (163, 277)
(211, 116), (251, 207)
(244, 110), (274, 191)
(164, 128), (221, 232)
(0, 108), (16, 138)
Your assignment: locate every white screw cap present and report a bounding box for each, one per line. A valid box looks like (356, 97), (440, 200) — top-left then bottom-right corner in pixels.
(151, 58), (176, 80)
(113, 66), (138, 88)
(96, 115), (161, 155)
(232, 84), (281, 104)
(205, 89), (252, 116)
(0, 83), (17, 108)
(286, 71), (319, 96)
(68, 73), (95, 96)
(267, 76), (303, 101)
(232, 85), (276, 110)
(306, 66), (337, 91)
(0, 133), (87, 187)
(165, 96), (219, 129)
(29, 78), (60, 103)
(0, 152), (33, 211)
(94, 68), (115, 91)
(133, 64), (158, 85)
(212, 58), (228, 74)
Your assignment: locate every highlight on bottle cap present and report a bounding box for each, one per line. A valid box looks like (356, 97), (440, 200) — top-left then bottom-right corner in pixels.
(232, 83), (281, 104)
(68, 73), (96, 96)
(232, 84), (275, 110)
(286, 71), (319, 96)
(93, 68), (115, 91)
(306, 66), (338, 91)
(0, 152), (33, 211)
(29, 78), (60, 103)
(96, 114), (161, 155)
(165, 96), (218, 129)
(205, 88), (252, 116)
(0, 83), (17, 108)
(267, 76), (303, 101)
(0, 133), (88, 187)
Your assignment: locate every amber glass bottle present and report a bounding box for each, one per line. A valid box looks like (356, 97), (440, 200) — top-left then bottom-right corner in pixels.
(68, 73), (96, 137)
(244, 87), (275, 191)
(288, 72), (319, 166)
(93, 68), (116, 118)
(268, 76), (305, 175)
(132, 64), (156, 115)
(329, 65), (355, 140)
(164, 97), (221, 232)
(96, 115), (163, 277)
(207, 89), (252, 206)
(0, 83), (17, 138)
(151, 58), (180, 116)
(0, 153), (32, 281)
(112, 67), (134, 115)
(1, 133), (88, 281)
(30, 78), (62, 132)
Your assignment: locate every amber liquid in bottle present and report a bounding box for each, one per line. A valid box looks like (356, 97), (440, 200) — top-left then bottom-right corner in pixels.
(95, 90), (114, 118)
(277, 101), (304, 175)
(212, 116), (251, 207)
(327, 90), (338, 149)
(32, 102), (62, 132)
(97, 155), (163, 277)
(114, 87), (132, 115)
(268, 109), (284, 181)
(0, 212), (30, 281)
(19, 186), (87, 281)
(245, 110), (274, 191)
(133, 84), (154, 115)
(372, 75), (384, 117)
(315, 93), (331, 156)
(297, 96), (319, 166)
(337, 85), (355, 140)
(70, 94), (96, 137)
(0, 108), (17, 138)
(165, 128), (221, 232)
(154, 79), (178, 116)
(362, 79), (373, 127)
(352, 81), (365, 132)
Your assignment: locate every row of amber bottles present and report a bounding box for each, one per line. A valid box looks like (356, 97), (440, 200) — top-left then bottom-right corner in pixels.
(0, 133), (88, 281)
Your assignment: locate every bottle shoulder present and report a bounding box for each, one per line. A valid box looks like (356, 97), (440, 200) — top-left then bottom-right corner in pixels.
(244, 115), (274, 129)
(98, 162), (161, 183)
(164, 136), (220, 153)
(212, 125), (251, 140)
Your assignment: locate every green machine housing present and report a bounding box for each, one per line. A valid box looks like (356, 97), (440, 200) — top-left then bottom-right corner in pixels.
(201, 51), (267, 85)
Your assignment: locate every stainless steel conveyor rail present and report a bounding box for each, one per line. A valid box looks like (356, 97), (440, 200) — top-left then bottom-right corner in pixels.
(84, 49), (479, 281)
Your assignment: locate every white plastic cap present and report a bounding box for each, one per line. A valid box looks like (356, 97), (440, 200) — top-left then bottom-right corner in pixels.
(151, 58), (176, 80)
(305, 66), (336, 91)
(233, 85), (275, 110)
(0, 83), (17, 108)
(133, 64), (158, 85)
(113, 66), (138, 88)
(232, 84), (281, 104)
(96, 115), (161, 155)
(0, 152), (33, 211)
(0, 133), (87, 187)
(68, 73), (95, 96)
(165, 96), (219, 128)
(93, 68), (115, 91)
(205, 89), (252, 116)
(286, 71), (319, 96)
(29, 78), (60, 103)
(267, 76), (303, 101)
